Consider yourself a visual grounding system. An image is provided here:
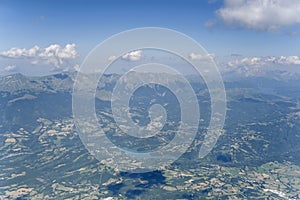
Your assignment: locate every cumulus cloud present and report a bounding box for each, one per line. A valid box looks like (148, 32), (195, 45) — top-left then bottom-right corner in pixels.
(278, 56), (300, 65)
(189, 53), (215, 60)
(108, 55), (117, 61)
(0, 65), (17, 74)
(216, 0), (300, 31)
(228, 57), (263, 67)
(227, 55), (300, 68)
(38, 44), (78, 67)
(122, 50), (142, 61)
(223, 55), (300, 78)
(4, 65), (16, 72)
(0, 43), (78, 68)
(0, 45), (40, 58)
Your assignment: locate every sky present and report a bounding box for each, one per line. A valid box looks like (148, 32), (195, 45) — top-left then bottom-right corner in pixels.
(1, 0), (300, 76)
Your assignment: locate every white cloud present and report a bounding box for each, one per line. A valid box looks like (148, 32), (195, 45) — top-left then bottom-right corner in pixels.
(228, 57), (263, 67)
(0, 45), (40, 58)
(227, 55), (300, 68)
(278, 56), (300, 65)
(31, 60), (39, 65)
(28, 45), (40, 57)
(38, 43), (78, 67)
(122, 50), (142, 61)
(189, 53), (215, 60)
(108, 55), (117, 61)
(217, 0), (300, 31)
(0, 43), (78, 68)
(4, 65), (16, 72)
(223, 55), (300, 78)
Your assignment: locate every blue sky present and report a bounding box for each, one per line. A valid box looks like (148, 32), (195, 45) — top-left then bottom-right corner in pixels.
(1, 0), (300, 76)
